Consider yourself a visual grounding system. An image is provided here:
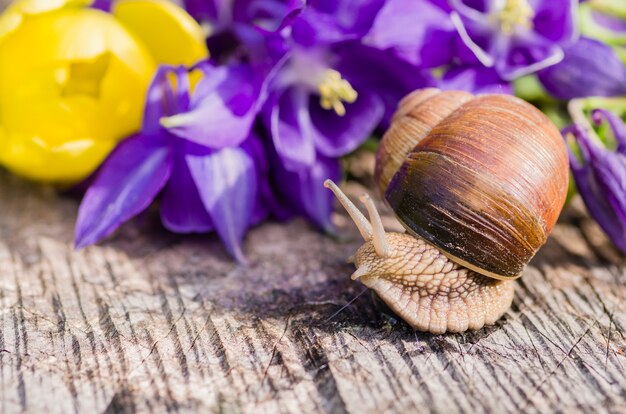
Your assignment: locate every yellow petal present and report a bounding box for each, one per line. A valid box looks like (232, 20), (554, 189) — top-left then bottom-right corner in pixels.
(0, 130), (115, 183)
(113, 0), (209, 66)
(0, 8), (156, 182)
(0, 10), (22, 40)
(0, 0), (91, 39)
(8, 0), (91, 14)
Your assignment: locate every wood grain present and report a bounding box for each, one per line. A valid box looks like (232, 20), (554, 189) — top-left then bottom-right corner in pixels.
(1, 168), (626, 414)
(1, 3), (626, 412)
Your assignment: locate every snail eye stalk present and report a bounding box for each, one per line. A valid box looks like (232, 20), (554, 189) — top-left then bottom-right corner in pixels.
(360, 194), (389, 258)
(324, 179), (373, 241)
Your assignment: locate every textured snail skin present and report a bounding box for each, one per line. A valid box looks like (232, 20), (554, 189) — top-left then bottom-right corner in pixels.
(326, 89), (567, 333)
(354, 233), (515, 334)
(378, 89), (569, 279)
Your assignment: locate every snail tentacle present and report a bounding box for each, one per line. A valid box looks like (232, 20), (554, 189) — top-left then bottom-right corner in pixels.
(325, 179), (516, 333)
(324, 179), (373, 241)
(326, 88), (568, 333)
(360, 194), (389, 258)
(351, 265), (370, 281)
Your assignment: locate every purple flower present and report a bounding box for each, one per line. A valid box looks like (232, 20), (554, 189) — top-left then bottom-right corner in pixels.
(184, 0), (302, 31)
(564, 109), (626, 252)
(269, 149), (341, 232)
(259, 0), (434, 229)
(363, 0), (458, 68)
(183, 0), (302, 65)
(91, 0), (111, 12)
(290, 0), (384, 46)
(440, 65), (512, 94)
(450, 0), (578, 80)
(589, 9), (626, 34)
(537, 37), (626, 100)
(75, 63), (269, 263)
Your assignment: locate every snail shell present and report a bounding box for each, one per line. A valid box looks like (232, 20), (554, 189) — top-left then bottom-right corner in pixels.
(375, 88), (569, 280)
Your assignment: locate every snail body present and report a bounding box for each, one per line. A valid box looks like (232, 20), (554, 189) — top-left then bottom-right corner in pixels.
(325, 88), (568, 334)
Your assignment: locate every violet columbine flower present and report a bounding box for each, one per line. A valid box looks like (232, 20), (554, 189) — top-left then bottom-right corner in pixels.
(345, 0), (514, 93)
(537, 37), (626, 100)
(450, 0), (578, 80)
(359, 0), (514, 93)
(563, 109), (626, 252)
(260, 0), (434, 229)
(75, 63), (269, 263)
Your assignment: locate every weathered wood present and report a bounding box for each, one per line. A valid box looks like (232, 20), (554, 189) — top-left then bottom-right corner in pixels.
(1, 2), (626, 409)
(1, 164), (626, 413)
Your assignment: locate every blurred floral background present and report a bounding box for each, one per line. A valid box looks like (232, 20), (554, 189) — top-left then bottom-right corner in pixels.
(0, 0), (625, 262)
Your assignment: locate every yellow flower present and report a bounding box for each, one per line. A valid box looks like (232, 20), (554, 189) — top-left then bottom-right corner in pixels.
(0, 0), (208, 183)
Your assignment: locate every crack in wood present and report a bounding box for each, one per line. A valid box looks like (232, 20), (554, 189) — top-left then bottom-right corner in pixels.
(0, 168), (626, 413)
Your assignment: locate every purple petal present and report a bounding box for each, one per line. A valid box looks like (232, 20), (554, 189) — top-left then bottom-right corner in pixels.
(455, 0), (488, 13)
(162, 63), (262, 149)
(496, 32), (564, 80)
(310, 91), (384, 158)
(538, 37), (626, 100)
(450, 0), (575, 80)
(182, 0), (212, 21)
(592, 109), (626, 155)
(230, 24), (291, 68)
(266, 87), (316, 170)
(572, 164), (626, 252)
(452, 33), (484, 65)
(591, 10), (626, 33)
(431, 0), (453, 12)
(290, 12), (352, 47)
(186, 147), (257, 264)
(233, 0), (304, 32)
(450, 0), (491, 27)
(271, 152), (341, 231)
(593, 153), (626, 225)
(91, 0), (111, 12)
(143, 66), (179, 135)
(298, 155), (341, 232)
(291, 0), (385, 46)
(364, 0), (457, 68)
(240, 133), (275, 225)
(440, 66), (512, 94)
(335, 44), (435, 126)
(174, 65), (191, 113)
(160, 143), (214, 233)
(451, 11), (497, 67)
(532, 0), (577, 43)
(75, 134), (173, 249)
(565, 125), (626, 252)
(183, 0), (222, 24)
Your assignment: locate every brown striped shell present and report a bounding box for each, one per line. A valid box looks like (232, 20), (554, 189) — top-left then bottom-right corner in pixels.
(374, 88), (569, 280)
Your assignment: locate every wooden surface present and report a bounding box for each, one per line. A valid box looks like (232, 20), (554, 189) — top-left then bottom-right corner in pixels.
(1, 166), (626, 414)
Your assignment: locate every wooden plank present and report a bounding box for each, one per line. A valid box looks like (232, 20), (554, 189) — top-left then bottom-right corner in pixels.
(0, 169), (625, 413)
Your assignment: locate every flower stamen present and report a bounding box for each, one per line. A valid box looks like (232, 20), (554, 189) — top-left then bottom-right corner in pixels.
(318, 69), (357, 116)
(492, 0), (534, 34)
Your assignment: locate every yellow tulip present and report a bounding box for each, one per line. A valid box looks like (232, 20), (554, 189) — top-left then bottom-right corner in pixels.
(0, 0), (208, 183)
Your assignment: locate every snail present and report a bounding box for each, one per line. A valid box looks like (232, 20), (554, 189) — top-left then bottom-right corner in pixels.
(324, 88), (568, 334)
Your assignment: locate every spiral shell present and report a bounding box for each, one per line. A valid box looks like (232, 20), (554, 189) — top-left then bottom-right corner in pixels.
(375, 89), (569, 280)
